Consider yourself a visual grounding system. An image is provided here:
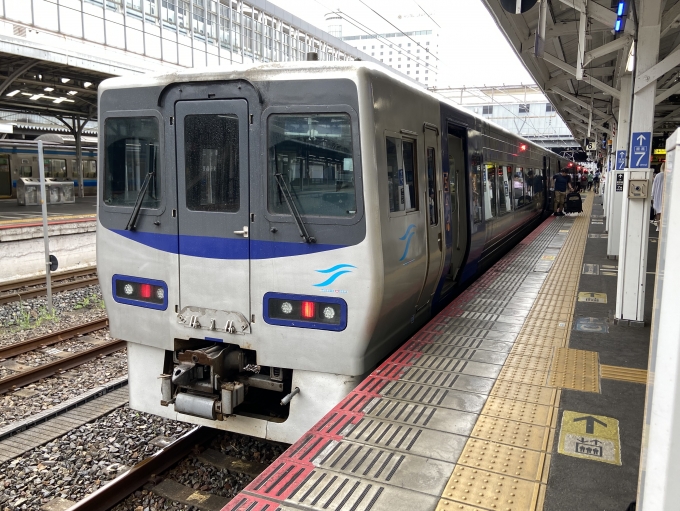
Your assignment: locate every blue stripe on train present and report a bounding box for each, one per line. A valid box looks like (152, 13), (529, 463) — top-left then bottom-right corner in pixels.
(111, 229), (346, 260)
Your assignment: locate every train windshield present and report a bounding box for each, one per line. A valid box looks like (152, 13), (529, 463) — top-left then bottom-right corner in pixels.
(103, 117), (160, 208)
(267, 113), (356, 218)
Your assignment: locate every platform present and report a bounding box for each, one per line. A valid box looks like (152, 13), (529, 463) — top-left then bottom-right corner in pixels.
(220, 192), (652, 511)
(0, 196), (96, 229)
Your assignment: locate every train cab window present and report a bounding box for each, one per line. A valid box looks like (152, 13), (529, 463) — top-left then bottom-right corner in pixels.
(385, 136), (418, 213)
(104, 117), (160, 209)
(426, 147), (438, 225)
(44, 159), (66, 179)
(268, 113), (355, 218)
(19, 166), (32, 177)
(484, 164), (497, 219)
(184, 114), (240, 212)
(498, 165), (512, 216)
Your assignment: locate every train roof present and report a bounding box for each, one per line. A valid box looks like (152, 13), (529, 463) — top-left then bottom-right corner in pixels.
(100, 61), (567, 162)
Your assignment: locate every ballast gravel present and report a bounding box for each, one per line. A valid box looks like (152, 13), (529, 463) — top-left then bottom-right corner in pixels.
(0, 405), (193, 510)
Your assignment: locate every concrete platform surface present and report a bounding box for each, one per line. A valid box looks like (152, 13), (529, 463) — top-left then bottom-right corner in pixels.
(0, 196), (96, 227)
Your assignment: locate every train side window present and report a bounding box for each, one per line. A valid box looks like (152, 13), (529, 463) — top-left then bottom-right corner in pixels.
(426, 147), (438, 225)
(185, 114), (240, 212)
(44, 159), (66, 179)
(73, 160), (97, 179)
(514, 167), (527, 208)
(484, 164), (496, 219)
(19, 166), (32, 177)
(104, 116), (160, 209)
(268, 113), (355, 218)
(498, 165), (512, 215)
(471, 159), (482, 223)
(385, 136), (418, 213)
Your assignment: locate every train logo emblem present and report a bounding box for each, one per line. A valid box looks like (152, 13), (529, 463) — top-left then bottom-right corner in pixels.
(399, 224), (416, 261)
(313, 264), (356, 287)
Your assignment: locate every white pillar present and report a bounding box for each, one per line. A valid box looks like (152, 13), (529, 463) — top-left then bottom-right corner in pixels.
(615, 0), (662, 323)
(638, 128), (680, 510)
(607, 74), (632, 255)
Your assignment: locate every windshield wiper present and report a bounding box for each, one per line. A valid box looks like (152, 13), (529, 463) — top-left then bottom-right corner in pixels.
(274, 173), (316, 243)
(125, 146), (157, 231)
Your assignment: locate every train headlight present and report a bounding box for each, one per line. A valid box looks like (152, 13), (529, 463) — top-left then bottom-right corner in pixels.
(264, 293), (347, 331)
(113, 275), (168, 311)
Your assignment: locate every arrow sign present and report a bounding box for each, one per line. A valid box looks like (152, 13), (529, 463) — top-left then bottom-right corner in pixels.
(630, 131), (651, 168)
(616, 150), (626, 170)
(574, 415), (607, 434)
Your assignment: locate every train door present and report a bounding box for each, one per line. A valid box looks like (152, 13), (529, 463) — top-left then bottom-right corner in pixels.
(175, 99), (251, 317)
(0, 154), (11, 198)
(446, 129), (467, 284)
(416, 125), (444, 309)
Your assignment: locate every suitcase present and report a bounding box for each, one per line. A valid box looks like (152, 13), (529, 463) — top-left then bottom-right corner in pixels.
(564, 192), (583, 214)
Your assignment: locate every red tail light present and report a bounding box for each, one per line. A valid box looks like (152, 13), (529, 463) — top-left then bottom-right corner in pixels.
(140, 283), (152, 298)
(301, 301), (316, 318)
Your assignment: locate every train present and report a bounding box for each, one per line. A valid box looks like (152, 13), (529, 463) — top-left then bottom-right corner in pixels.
(97, 61), (570, 443)
(0, 136), (97, 199)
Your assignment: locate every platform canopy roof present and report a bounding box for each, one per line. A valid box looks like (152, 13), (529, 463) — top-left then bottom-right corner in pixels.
(481, 0), (680, 150)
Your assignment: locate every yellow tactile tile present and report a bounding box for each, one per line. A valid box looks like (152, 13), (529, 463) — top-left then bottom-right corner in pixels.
(470, 415), (553, 452)
(437, 194), (595, 511)
(440, 466), (541, 511)
(481, 396), (556, 427)
(457, 438), (547, 481)
(489, 381), (558, 407)
(600, 365), (648, 384)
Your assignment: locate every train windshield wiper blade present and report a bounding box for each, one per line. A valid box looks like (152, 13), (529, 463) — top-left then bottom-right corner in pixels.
(274, 173), (316, 244)
(125, 146), (157, 231)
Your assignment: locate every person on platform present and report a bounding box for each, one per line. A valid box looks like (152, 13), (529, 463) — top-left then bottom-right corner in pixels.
(587, 171), (594, 191)
(593, 170), (601, 194)
(553, 168), (572, 216)
(580, 171), (588, 191)
(651, 164), (665, 232)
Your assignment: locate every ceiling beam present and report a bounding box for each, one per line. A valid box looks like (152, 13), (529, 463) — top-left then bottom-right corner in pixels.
(654, 105), (680, 128)
(661, 1), (680, 38)
(0, 60), (38, 96)
(551, 86), (610, 117)
(656, 80), (680, 104)
(556, 0), (635, 35)
(564, 106), (611, 134)
(635, 47), (680, 93)
(543, 52), (621, 99)
(584, 36), (633, 66)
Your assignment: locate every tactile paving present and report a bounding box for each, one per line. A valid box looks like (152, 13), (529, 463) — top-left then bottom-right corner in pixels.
(480, 396), (556, 427)
(470, 415), (552, 452)
(489, 381), (558, 407)
(548, 347), (600, 392)
(600, 365), (648, 384)
(439, 466), (541, 510)
(457, 438), (546, 481)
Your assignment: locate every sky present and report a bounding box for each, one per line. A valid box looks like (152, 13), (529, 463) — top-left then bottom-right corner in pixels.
(270, 0), (536, 88)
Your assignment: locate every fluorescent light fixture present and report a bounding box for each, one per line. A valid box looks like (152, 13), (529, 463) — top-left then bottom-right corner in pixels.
(6, 90), (20, 97)
(83, 82), (92, 88)
(53, 97), (75, 103)
(44, 87), (54, 92)
(61, 78), (70, 83)
(29, 94), (43, 100)
(626, 44), (635, 72)
(67, 90), (77, 95)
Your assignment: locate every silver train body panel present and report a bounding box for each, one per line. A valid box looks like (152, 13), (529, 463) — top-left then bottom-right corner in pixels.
(97, 61), (568, 443)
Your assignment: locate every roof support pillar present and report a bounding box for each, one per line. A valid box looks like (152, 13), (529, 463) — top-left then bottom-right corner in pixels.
(615, 0), (662, 325)
(606, 73), (632, 255)
(576, 4), (587, 80)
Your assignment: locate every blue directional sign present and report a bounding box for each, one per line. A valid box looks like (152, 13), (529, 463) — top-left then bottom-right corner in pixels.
(630, 132), (651, 168)
(616, 150), (627, 170)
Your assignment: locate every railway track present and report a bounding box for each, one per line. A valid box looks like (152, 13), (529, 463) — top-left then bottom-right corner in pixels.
(67, 426), (269, 511)
(0, 266), (99, 305)
(0, 317), (124, 395)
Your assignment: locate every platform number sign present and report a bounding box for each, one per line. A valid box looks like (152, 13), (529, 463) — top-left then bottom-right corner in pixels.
(630, 132), (651, 168)
(616, 173), (624, 192)
(616, 150), (626, 170)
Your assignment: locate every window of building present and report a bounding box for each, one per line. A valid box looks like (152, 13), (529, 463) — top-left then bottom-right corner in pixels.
(482, 105), (493, 115)
(416, 64), (419, 67)
(426, 41), (430, 45)
(408, 42), (411, 46)
(372, 46), (374, 49)
(386, 136), (418, 213)
(380, 45), (383, 48)
(425, 70), (428, 74)
(104, 116), (160, 208)
(380, 52), (383, 55)
(398, 57), (401, 61)
(389, 58), (392, 62)
(407, 71), (410, 74)
(426, 56), (429, 59)
(268, 113), (355, 218)
(417, 49), (420, 53)
(416, 70), (419, 74)
(424, 77), (428, 81)
(380, 59), (383, 62)
(362, 46), (366, 49)
(546, 103), (555, 112)
(398, 65), (401, 68)
(407, 64), (410, 67)
(519, 103), (530, 114)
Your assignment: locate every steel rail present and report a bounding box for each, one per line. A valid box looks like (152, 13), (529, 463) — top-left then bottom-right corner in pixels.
(67, 426), (217, 511)
(0, 266), (97, 294)
(0, 339), (126, 394)
(0, 276), (100, 305)
(0, 317), (109, 360)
